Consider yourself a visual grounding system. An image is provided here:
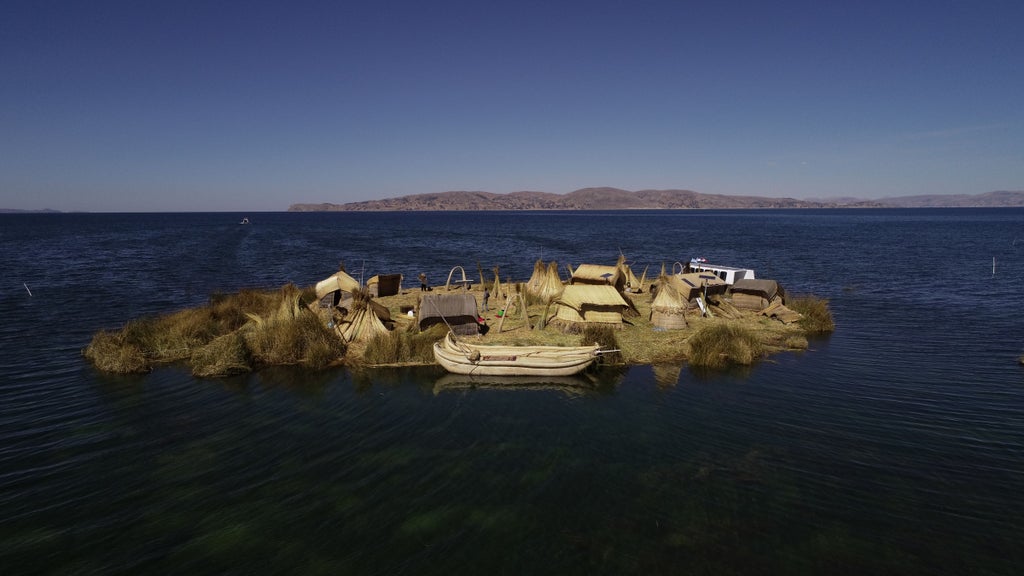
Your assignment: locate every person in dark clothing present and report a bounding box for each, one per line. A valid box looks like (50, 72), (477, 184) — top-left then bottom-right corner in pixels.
(419, 273), (428, 291)
(483, 288), (490, 311)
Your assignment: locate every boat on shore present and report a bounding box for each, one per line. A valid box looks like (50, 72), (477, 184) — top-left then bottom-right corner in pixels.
(433, 331), (602, 376)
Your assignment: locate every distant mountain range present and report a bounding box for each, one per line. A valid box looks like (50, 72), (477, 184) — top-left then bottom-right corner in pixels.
(288, 188), (1024, 212)
(0, 208), (62, 214)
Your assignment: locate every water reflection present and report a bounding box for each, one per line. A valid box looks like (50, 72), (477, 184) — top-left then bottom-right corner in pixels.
(652, 363), (683, 388)
(432, 373), (599, 396)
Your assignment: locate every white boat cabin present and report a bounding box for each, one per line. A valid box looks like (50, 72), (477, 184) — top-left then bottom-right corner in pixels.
(688, 258), (755, 285)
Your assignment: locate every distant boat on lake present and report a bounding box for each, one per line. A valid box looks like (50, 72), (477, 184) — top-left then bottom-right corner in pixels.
(240, 217), (250, 224)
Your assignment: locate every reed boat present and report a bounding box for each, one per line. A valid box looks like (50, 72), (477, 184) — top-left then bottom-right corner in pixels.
(433, 331), (602, 376)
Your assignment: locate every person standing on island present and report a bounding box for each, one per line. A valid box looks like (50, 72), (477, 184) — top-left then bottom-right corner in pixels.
(483, 287), (490, 311)
(419, 273), (428, 291)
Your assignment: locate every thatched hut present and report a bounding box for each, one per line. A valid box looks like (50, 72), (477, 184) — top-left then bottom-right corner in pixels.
(418, 293), (483, 336)
(367, 273), (403, 297)
(650, 275), (689, 330)
(552, 284), (630, 331)
(730, 279), (782, 311)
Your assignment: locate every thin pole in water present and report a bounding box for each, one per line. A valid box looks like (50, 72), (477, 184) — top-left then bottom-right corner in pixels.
(992, 257), (996, 276)
(24, 283), (32, 296)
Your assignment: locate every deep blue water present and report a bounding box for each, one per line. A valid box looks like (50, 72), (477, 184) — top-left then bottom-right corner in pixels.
(1, 209), (1022, 575)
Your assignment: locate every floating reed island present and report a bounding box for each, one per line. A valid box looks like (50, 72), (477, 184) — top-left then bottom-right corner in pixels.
(83, 257), (835, 377)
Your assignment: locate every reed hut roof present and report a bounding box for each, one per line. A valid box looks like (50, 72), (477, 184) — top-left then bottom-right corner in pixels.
(650, 274), (690, 329)
(652, 277), (688, 311)
(554, 284), (629, 328)
(556, 284), (629, 310)
(570, 264), (620, 286)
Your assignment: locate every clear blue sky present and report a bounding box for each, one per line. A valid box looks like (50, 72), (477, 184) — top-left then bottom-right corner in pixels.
(2, 0), (1021, 211)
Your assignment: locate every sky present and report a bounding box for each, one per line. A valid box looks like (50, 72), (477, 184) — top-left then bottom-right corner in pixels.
(1, 0), (1022, 212)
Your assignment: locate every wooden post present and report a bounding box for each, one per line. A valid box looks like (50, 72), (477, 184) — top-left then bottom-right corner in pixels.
(518, 293), (531, 329)
(495, 295), (514, 333)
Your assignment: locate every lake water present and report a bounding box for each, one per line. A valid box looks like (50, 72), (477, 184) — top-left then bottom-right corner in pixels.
(1, 209), (1022, 575)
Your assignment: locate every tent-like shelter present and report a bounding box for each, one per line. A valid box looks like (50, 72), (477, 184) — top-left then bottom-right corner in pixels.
(314, 270), (361, 311)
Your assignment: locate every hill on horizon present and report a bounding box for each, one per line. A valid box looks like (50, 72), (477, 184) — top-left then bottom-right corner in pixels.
(288, 188), (1024, 211)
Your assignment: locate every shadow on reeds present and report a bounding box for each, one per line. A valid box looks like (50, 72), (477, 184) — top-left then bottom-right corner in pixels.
(580, 324), (623, 365)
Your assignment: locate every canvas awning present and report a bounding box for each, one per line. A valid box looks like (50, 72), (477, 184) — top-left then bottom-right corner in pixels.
(315, 271), (360, 299)
(730, 279), (779, 300)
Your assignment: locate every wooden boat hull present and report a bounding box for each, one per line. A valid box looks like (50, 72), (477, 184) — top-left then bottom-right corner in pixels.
(433, 332), (599, 377)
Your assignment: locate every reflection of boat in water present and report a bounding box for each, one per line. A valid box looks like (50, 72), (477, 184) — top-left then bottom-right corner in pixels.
(433, 373), (595, 396)
(240, 217), (250, 224)
(652, 363), (683, 387)
(433, 331), (602, 376)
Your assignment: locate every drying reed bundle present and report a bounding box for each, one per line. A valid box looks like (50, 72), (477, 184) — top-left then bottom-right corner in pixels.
(525, 259), (566, 304)
(339, 288), (390, 342)
(491, 266), (503, 300)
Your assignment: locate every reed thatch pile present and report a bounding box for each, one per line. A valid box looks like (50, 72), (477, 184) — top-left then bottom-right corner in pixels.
(339, 289), (390, 342)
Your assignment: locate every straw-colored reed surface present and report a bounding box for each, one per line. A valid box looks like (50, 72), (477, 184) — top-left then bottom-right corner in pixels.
(787, 294), (836, 333)
(85, 278), (831, 375)
(83, 284), (345, 376)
